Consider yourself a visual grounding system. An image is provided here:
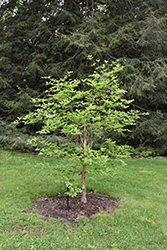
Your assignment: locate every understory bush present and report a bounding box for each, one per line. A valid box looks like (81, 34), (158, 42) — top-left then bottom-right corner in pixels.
(0, 121), (38, 152)
(0, 121), (75, 153)
(0, 121), (162, 157)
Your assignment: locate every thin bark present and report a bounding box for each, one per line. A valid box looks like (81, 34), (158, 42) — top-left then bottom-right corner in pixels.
(81, 126), (87, 203)
(81, 164), (87, 203)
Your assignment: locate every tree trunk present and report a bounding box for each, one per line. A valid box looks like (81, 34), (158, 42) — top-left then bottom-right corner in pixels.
(81, 164), (87, 203)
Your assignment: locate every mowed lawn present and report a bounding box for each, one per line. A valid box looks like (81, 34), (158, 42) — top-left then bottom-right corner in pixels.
(0, 149), (166, 249)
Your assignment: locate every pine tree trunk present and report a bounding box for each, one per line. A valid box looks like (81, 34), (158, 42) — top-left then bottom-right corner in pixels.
(81, 164), (87, 203)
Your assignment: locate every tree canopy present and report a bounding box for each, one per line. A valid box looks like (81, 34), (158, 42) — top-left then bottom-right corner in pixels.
(1, 0), (167, 153)
(16, 61), (142, 202)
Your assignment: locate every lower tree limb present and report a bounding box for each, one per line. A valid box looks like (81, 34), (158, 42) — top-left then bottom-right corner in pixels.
(81, 164), (87, 203)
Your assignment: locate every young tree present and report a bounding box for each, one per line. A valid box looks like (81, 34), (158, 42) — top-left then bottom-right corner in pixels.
(16, 61), (141, 203)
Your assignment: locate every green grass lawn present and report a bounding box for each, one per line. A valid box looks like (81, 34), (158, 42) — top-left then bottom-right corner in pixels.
(0, 149), (167, 249)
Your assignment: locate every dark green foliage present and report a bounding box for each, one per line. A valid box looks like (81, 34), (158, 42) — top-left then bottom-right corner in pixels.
(0, 121), (37, 152)
(1, 0), (167, 152)
(0, 120), (73, 153)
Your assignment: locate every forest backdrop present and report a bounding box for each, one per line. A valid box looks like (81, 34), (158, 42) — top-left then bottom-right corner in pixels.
(1, 0), (167, 155)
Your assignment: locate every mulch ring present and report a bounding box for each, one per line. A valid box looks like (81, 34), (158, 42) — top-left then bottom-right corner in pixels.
(31, 192), (119, 225)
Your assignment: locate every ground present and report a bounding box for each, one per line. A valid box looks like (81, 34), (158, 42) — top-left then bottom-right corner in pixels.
(32, 192), (118, 225)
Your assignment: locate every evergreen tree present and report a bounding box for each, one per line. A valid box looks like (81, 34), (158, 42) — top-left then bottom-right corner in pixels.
(1, 0), (167, 152)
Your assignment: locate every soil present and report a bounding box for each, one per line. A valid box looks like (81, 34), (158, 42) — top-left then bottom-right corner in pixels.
(32, 192), (119, 225)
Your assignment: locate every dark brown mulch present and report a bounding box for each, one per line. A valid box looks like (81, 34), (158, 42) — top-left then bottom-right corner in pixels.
(32, 192), (119, 225)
